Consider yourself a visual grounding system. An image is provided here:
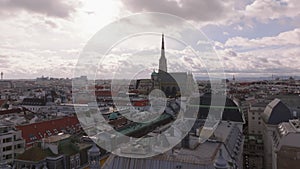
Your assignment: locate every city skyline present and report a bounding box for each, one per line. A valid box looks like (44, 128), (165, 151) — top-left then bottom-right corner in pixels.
(0, 0), (299, 79)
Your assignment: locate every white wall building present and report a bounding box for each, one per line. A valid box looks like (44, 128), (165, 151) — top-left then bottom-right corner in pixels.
(0, 123), (25, 163)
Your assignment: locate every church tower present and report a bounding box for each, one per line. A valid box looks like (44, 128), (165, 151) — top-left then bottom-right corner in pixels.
(88, 144), (101, 169)
(159, 34), (167, 73)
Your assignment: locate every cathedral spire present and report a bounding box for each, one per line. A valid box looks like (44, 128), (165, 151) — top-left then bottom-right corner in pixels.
(159, 33), (167, 73)
(162, 34), (165, 50)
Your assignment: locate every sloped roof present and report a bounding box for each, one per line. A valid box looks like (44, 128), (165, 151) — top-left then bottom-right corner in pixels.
(22, 98), (46, 106)
(262, 98), (292, 125)
(159, 71), (188, 84)
(16, 116), (80, 146)
(197, 93), (244, 123)
(17, 146), (56, 162)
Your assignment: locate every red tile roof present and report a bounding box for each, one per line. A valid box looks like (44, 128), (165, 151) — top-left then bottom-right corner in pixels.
(16, 116), (81, 147)
(95, 90), (112, 97)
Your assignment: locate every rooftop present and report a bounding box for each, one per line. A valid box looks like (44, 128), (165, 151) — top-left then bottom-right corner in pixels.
(17, 146), (56, 162)
(15, 116), (80, 146)
(262, 98), (292, 125)
(103, 121), (243, 168)
(43, 134), (71, 143)
(278, 119), (300, 136)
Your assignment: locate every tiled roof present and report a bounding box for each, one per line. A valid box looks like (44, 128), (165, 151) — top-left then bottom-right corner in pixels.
(22, 98), (46, 106)
(16, 116), (81, 146)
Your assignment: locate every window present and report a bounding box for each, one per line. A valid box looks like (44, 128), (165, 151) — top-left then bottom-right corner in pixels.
(258, 121), (261, 125)
(16, 144), (22, 149)
(70, 158), (75, 169)
(257, 146), (263, 150)
(3, 137), (12, 143)
(3, 146), (12, 152)
(76, 155), (80, 167)
(3, 154), (12, 160)
(252, 117), (255, 120)
(176, 165), (182, 169)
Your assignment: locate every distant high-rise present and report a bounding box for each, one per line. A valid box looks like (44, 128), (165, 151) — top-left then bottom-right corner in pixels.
(1, 72), (3, 80)
(159, 34), (167, 73)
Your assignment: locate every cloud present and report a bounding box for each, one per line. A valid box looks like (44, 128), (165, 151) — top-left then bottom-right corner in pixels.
(243, 0), (300, 22)
(215, 44), (300, 76)
(121, 0), (300, 27)
(121, 0), (238, 24)
(44, 20), (58, 28)
(224, 28), (300, 49)
(0, 55), (12, 68)
(0, 0), (80, 18)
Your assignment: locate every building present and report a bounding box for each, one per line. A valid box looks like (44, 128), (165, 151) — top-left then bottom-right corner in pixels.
(243, 135), (264, 169)
(261, 98), (292, 169)
(150, 34), (196, 97)
(21, 98), (47, 113)
(272, 119), (300, 169)
(0, 81), (13, 90)
(15, 116), (81, 147)
(88, 144), (101, 169)
(14, 134), (92, 169)
(248, 102), (269, 135)
(102, 121), (244, 169)
(0, 122), (25, 164)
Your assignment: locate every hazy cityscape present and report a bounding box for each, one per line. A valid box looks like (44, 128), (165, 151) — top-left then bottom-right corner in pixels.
(0, 33), (299, 169)
(1, 0), (300, 169)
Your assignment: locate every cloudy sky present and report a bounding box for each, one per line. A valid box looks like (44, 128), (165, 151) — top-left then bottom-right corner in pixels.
(0, 0), (299, 79)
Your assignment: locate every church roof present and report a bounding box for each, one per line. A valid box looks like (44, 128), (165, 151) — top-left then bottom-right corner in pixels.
(158, 71), (188, 84)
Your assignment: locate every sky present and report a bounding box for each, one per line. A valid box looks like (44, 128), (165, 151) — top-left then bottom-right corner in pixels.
(0, 0), (299, 79)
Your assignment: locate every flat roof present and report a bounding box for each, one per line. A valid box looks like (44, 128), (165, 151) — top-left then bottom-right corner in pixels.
(44, 134), (71, 143)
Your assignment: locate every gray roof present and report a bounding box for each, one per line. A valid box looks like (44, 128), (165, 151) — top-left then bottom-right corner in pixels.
(159, 71), (188, 85)
(197, 94), (244, 123)
(262, 99), (292, 125)
(270, 95), (300, 109)
(103, 121), (243, 169)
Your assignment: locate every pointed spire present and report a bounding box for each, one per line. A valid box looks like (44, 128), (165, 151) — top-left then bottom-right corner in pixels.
(161, 33), (165, 50)
(159, 33), (167, 73)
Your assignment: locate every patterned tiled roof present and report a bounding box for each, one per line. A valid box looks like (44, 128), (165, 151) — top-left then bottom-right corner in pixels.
(16, 116), (81, 146)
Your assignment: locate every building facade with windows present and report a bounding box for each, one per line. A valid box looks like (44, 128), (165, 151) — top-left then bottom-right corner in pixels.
(0, 123), (25, 163)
